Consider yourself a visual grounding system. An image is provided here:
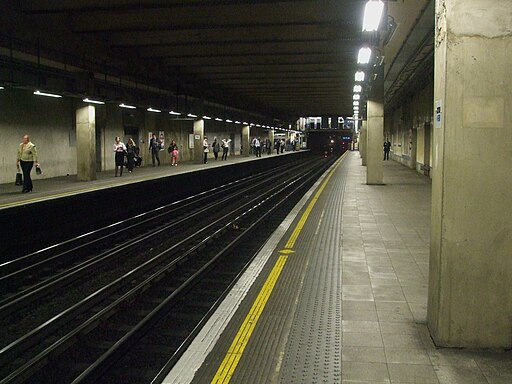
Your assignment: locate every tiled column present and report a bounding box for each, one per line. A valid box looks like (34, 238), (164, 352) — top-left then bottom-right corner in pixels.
(428, 0), (512, 348)
(193, 119), (204, 164)
(366, 65), (384, 184)
(241, 125), (250, 157)
(76, 105), (96, 181)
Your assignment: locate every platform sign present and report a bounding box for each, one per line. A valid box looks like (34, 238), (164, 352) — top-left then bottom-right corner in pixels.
(435, 100), (442, 128)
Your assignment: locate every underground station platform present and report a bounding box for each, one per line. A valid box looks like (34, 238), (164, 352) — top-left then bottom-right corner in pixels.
(1, 151), (510, 384)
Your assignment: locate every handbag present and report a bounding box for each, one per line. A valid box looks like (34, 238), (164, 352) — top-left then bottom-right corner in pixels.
(15, 172), (23, 185)
(36, 165), (42, 175)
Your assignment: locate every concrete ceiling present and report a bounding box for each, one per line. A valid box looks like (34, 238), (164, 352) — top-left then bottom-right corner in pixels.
(2, 0), (434, 123)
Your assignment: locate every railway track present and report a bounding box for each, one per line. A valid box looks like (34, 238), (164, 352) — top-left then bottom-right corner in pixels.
(0, 155), (335, 383)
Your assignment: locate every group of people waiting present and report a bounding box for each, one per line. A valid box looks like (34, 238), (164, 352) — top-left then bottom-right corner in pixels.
(203, 136), (231, 164)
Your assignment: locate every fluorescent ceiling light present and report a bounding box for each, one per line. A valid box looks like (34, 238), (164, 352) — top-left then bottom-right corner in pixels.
(235, 121), (242, 124)
(83, 98), (105, 105)
(353, 101), (360, 106)
(34, 90), (62, 98)
(226, 119), (233, 123)
(358, 47), (372, 64)
(0, 86), (4, 90)
(256, 124), (261, 127)
(363, 0), (385, 31)
(202, 115), (212, 120)
(250, 123), (255, 126)
(119, 103), (136, 109)
(355, 71), (365, 82)
(353, 85), (362, 93)
(147, 107), (161, 113)
(187, 113), (198, 118)
(354, 107), (360, 111)
(353, 94), (361, 100)
(243, 122), (248, 125)
(215, 117), (223, 121)
(169, 111), (181, 115)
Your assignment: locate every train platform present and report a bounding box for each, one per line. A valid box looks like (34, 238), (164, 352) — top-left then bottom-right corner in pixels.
(0, 152), (294, 210)
(163, 151), (512, 384)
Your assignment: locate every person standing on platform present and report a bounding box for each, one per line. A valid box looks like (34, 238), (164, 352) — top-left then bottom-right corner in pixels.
(275, 139), (280, 154)
(16, 134), (39, 193)
(126, 138), (136, 173)
(149, 133), (161, 166)
(212, 137), (220, 160)
(383, 140), (391, 160)
(252, 137), (262, 157)
(169, 140), (179, 166)
(113, 136), (127, 177)
(280, 138), (285, 153)
(203, 136), (209, 164)
(221, 138), (231, 160)
(266, 139), (272, 155)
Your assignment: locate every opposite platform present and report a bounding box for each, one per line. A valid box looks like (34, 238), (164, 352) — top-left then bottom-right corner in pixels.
(0, 152), (294, 210)
(163, 151), (512, 384)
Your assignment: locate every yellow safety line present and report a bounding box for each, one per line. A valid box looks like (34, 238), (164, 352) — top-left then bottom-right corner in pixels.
(211, 152), (347, 384)
(211, 255), (288, 384)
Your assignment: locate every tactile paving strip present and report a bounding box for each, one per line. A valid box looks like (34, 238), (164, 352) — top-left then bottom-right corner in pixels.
(277, 163), (347, 383)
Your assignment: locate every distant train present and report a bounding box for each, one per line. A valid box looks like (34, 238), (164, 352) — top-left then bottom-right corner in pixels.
(307, 130), (354, 156)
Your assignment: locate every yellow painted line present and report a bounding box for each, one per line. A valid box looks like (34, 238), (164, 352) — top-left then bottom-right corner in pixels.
(211, 255), (288, 384)
(211, 152), (347, 384)
(285, 152), (346, 249)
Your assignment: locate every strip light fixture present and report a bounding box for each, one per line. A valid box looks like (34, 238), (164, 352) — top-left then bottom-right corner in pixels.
(353, 85), (362, 93)
(362, 0), (385, 31)
(83, 98), (105, 105)
(34, 90), (62, 98)
(355, 71), (365, 82)
(358, 47), (372, 64)
(353, 94), (361, 100)
(187, 113), (198, 118)
(225, 119), (233, 123)
(0, 86), (4, 90)
(147, 107), (161, 113)
(169, 111), (181, 115)
(202, 115), (212, 120)
(353, 101), (360, 106)
(215, 117), (223, 122)
(119, 103), (136, 109)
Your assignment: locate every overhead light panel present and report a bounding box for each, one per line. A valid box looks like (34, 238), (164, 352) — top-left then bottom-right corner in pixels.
(83, 98), (105, 105)
(119, 103), (136, 109)
(187, 113), (198, 118)
(353, 85), (362, 93)
(353, 94), (361, 100)
(243, 122), (248, 125)
(226, 119), (233, 123)
(0, 86), (4, 90)
(358, 47), (372, 64)
(215, 117), (223, 122)
(355, 71), (365, 82)
(169, 111), (181, 116)
(147, 107), (161, 113)
(34, 90), (62, 98)
(235, 120), (242, 124)
(202, 115), (212, 120)
(353, 101), (360, 106)
(363, 0), (385, 31)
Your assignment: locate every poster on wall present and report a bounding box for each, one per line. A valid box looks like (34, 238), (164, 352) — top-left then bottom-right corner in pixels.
(159, 131), (165, 150)
(435, 100), (442, 128)
(188, 134), (195, 149)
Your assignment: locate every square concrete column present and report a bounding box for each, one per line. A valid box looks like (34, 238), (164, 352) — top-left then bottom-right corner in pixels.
(428, 0), (512, 348)
(268, 129), (275, 152)
(360, 120), (367, 166)
(366, 65), (384, 184)
(76, 105), (96, 181)
(193, 119), (205, 164)
(241, 125), (250, 157)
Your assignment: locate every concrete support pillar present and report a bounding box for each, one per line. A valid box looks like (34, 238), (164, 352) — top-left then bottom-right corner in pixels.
(76, 105), (96, 181)
(366, 65), (384, 185)
(268, 129), (275, 152)
(428, 0), (512, 348)
(241, 125), (250, 157)
(360, 120), (367, 166)
(193, 119), (204, 164)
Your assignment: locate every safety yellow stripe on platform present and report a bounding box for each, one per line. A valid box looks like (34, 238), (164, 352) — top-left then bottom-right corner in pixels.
(211, 152), (346, 384)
